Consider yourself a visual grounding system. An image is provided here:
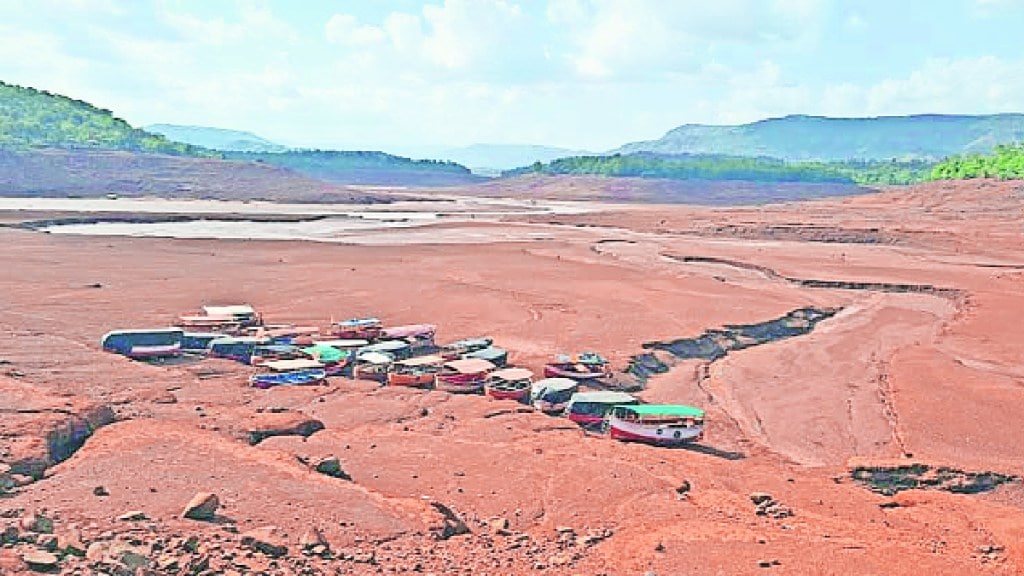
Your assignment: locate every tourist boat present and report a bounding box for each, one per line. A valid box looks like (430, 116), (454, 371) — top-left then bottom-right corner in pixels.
(101, 328), (184, 359)
(179, 332), (223, 354)
(465, 346), (509, 367)
(484, 367), (534, 402)
(312, 339), (369, 353)
(261, 358), (325, 373)
(249, 344), (304, 365)
(351, 351), (394, 383)
(382, 324), (437, 354)
(331, 317), (384, 340)
(440, 337), (493, 360)
(358, 340), (413, 362)
(386, 355), (444, 388)
(249, 368), (327, 389)
(178, 304), (261, 331)
(530, 378), (579, 413)
(564, 391), (638, 427)
(542, 352), (612, 380)
(176, 314), (241, 333)
(208, 336), (268, 364)
(435, 358), (496, 394)
(258, 326), (321, 346)
(605, 404), (705, 445)
(302, 343), (352, 375)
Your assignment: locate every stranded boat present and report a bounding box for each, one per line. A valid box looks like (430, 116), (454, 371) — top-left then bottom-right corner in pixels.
(101, 328), (184, 359)
(178, 304), (261, 332)
(484, 367), (534, 402)
(386, 355), (444, 388)
(351, 351), (394, 383)
(435, 358), (496, 394)
(382, 324), (437, 354)
(565, 391), (638, 427)
(440, 337), (493, 360)
(250, 367), (327, 389)
(543, 352), (612, 380)
(465, 346), (509, 368)
(358, 340), (413, 362)
(208, 336), (268, 364)
(605, 404), (705, 445)
(180, 332), (223, 354)
(530, 378), (579, 413)
(331, 317), (383, 340)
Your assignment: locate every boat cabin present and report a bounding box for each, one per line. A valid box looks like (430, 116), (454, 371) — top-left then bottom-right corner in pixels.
(436, 358), (496, 393)
(530, 377), (579, 413)
(352, 351), (395, 382)
(382, 324), (437, 349)
(332, 317), (384, 340)
(358, 340), (413, 361)
(565, 391), (638, 426)
(101, 328), (184, 359)
(261, 358), (325, 372)
(201, 304), (262, 327)
(440, 337), (493, 359)
(606, 404), (705, 444)
(465, 346), (509, 367)
(208, 336), (267, 364)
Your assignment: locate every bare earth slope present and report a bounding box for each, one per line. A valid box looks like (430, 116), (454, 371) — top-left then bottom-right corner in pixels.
(1, 179), (1023, 574)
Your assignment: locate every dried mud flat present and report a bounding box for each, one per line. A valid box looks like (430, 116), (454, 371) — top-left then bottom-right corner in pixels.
(2, 179), (1024, 575)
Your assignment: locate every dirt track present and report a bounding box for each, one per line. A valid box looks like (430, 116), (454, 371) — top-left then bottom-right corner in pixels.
(2, 179), (1024, 574)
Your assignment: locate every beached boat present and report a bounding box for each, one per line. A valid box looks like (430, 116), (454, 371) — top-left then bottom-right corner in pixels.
(257, 326), (321, 346)
(386, 355), (444, 388)
(435, 358), (496, 394)
(382, 324), (437, 353)
(208, 336), (268, 364)
(101, 328), (184, 359)
(358, 340), (413, 361)
(249, 344), (304, 365)
(179, 332), (223, 354)
(351, 351), (394, 383)
(302, 343), (351, 375)
(331, 317), (384, 340)
(440, 337), (493, 360)
(484, 367), (534, 402)
(565, 391), (638, 427)
(605, 404), (705, 445)
(249, 368), (327, 389)
(530, 378), (579, 413)
(543, 352), (611, 380)
(465, 346), (509, 367)
(178, 304), (261, 331)
(176, 314), (241, 332)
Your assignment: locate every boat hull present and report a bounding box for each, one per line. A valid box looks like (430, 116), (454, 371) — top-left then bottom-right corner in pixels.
(484, 385), (530, 401)
(387, 373), (435, 388)
(533, 400), (571, 414)
(607, 417), (703, 445)
(436, 376), (485, 394)
(250, 369), (327, 389)
(542, 364), (610, 380)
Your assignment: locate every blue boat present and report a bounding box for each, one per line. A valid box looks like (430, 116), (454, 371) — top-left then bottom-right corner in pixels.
(249, 368), (327, 389)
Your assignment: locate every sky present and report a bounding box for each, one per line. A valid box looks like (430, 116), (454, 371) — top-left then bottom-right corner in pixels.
(2, 0), (1024, 152)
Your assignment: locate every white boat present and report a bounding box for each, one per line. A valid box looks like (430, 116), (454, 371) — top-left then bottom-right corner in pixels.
(606, 404), (704, 445)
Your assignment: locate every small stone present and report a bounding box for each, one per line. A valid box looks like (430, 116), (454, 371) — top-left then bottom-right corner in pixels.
(758, 559), (775, 568)
(489, 518), (509, 532)
(241, 526), (289, 558)
(93, 486), (109, 497)
(19, 512), (53, 534)
(37, 534), (58, 551)
(117, 511), (148, 522)
(675, 480), (692, 499)
(58, 529), (87, 557)
(10, 474), (33, 487)
(314, 457), (351, 481)
(182, 492), (220, 521)
(2, 524), (19, 544)
(21, 549), (58, 571)
(85, 542), (108, 562)
(750, 492), (774, 506)
(300, 527), (329, 550)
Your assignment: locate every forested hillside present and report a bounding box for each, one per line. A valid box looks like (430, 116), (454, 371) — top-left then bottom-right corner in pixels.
(0, 81), (201, 155)
(930, 144), (1024, 180)
(226, 150), (482, 186)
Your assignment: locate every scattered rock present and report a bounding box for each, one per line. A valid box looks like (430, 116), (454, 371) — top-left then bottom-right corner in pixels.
(182, 492), (220, 521)
(429, 502), (469, 540)
(57, 529), (86, 557)
(300, 527), (329, 551)
(676, 480), (692, 499)
(751, 493), (794, 519)
(10, 474), (33, 487)
(21, 549), (58, 571)
(117, 510), (149, 522)
(241, 526), (289, 558)
(246, 412), (325, 445)
(489, 517), (510, 533)
(92, 485), (109, 497)
(750, 492), (774, 505)
(19, 512), (53, 534)
(313, 457), (351, 481)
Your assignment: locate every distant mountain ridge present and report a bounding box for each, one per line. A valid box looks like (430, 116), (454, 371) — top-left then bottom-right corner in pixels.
(146, 124), (289, 153)
(616, 114), (1024, 161)
(431, 144), (591, 174)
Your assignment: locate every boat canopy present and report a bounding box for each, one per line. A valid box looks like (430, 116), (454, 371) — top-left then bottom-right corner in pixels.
(313, 339), (369, 349)
(263, 358), (324, 372)
(489, 367), (533, 381)
(102, 327), (182, 338)
(532, 377), (578, 393)
(555, 352), (608, 365)
(615, 404), (704, 418)
(203, 305), (257, 317)
(360, 340), (411, 353)
(335, 317), (381, 328)
(568, 391), (636, 405)
(443, 358), (496, 374)
(356, 351), (394, 365)
(210, 336), (267, 345)
(260, 326), (320, 338)
(383, 324), (437, 339)
(395, 354), (444, 367)
(302, 344), (348, 363)
(444, 337), (493, 350)
(466, 347), (507, 361)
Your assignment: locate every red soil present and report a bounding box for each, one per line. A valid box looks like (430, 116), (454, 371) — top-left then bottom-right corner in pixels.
(1, 179), (1023, 574)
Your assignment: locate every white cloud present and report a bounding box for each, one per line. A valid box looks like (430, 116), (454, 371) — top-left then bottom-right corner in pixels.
(325, 14), (386, 46)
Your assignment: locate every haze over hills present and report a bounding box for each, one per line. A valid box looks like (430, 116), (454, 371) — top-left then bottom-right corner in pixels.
(616, 114), (1024, 161)
(146, 124), (289, 153)
(408, 144), (592, 175)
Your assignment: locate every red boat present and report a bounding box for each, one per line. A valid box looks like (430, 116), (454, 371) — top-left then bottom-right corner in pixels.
(484, 367), (534, 402)
(331, 317), (383, 340)
(435, 358), (495, 394)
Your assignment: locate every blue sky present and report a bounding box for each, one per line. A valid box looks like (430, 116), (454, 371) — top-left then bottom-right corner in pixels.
(2, 0), (1023, 151)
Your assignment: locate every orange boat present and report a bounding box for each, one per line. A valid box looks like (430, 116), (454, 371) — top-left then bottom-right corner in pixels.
(386, 355), (444, 388)
(435, 358), (495, 394)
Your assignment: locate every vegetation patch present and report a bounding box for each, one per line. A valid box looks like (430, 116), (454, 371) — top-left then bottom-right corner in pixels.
(851, 464), (1019, 496)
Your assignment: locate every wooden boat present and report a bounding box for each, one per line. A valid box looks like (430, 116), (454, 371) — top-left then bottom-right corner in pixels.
(258, 326), (321, 346)
(351, 351), (394, 383)
(358, 340), (413, 361)
(435, 358), (496, 394)
(440, 337), (493, 360)
(302, 344), (352, 375)
(382, 324), (437, 353)
(261, 358), (325, 372)
(386, 355), (444, 388)
(208, 336), (269, 364)
(101, 328), (183, 359)
(178, 304), (260, 331)
(565, 391), (638, 427)
(542, 352), (611, 381)
(530, 378), (579, 413)
(605, 404), (705, 445)
(465, 346), (508, 368)
(176, 314), (241, 332)
(331, 317), (384, 340)
(180, 332), (223, 354)
(249, 368), (327, 389)
(249, 344), (304, 365)
(484, 367), (534, 401)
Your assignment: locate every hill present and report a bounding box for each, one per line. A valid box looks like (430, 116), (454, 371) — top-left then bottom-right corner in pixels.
(617, 114), (1024, 161)
(146, 124), (289, 153)
(225, 150), (484, 187)
(0, 81), (200, 155)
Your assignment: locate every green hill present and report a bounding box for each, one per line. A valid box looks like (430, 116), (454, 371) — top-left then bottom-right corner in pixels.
(930, 144), (1024, 180)
(0, 81), (200, 155)
(617, 114), (1024, 161)
(146, 124), (289, 153)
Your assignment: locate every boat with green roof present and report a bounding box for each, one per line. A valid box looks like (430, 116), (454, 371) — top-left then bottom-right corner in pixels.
(605, 404), (705, 445)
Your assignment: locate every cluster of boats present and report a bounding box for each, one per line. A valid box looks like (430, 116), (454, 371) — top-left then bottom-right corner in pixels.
(100, 305), (706, 446)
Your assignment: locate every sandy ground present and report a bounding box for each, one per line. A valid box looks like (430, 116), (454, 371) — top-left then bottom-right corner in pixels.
(1, 179), (1024, 574)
